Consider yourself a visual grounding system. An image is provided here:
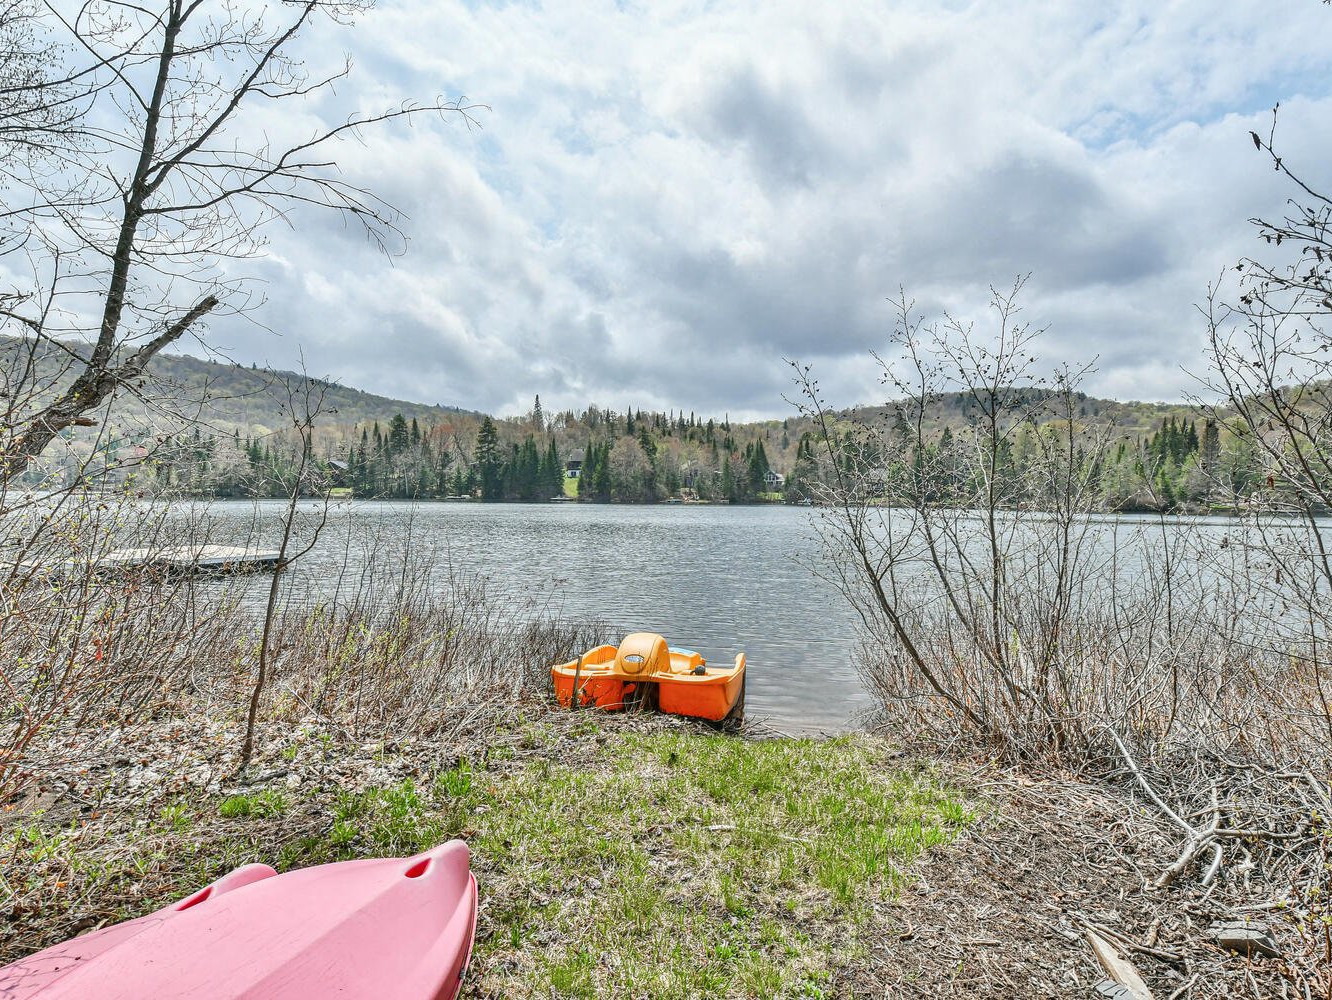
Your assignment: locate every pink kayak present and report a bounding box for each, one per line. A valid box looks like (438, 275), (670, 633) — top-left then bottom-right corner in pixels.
(0, 840), (477, 999)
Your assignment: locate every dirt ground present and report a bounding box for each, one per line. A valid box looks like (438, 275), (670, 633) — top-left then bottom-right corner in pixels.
(846, 760), (1296, 999)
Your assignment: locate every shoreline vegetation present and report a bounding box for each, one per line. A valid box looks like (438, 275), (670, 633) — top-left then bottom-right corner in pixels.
(5, 337), (1286, 516)
(24, 393), (1285, 517)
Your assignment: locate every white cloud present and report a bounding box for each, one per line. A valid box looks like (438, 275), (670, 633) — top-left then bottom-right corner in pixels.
(199, 0), (1332, 418)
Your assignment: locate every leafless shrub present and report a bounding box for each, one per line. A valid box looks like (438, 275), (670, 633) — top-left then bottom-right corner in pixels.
(0, 491), (242, 801)
(1, 490), (597, 803)
(795, 280), (1126, 758)
(259, 530), (602, 741)
(792, 278), (1332, 969)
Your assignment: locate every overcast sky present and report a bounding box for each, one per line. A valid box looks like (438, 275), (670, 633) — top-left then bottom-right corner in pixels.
(206, 1), (1332, 420)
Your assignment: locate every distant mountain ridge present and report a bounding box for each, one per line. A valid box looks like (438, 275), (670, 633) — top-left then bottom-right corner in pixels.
(855, 386), (1214, 442)
(0, 337), (475, 440)
(142, 350), (476, 439)
(2, 336), (1207, 449)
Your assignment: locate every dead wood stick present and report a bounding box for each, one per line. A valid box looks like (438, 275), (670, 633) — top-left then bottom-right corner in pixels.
(1159, 784), (1225, 888)
(1107, 728), (1190, 833)
(1107, 729), (1224, 888)
(1086, 927), (1156, 1000)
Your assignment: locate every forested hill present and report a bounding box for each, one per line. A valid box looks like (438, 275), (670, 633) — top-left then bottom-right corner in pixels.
(0, 336), (474, 439)
(139, 351), (474, 437)
(6, 334), (1202, 447)
(856, 387), (1214, 442)
(8, 336), (1219, 508)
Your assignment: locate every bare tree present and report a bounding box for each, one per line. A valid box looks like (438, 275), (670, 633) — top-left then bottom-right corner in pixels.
(1199, 108), (1332, 752)
(237, 369), (331, 775)
(0, 1), (478, 484)
(0, 1), (80, 173)
(792, 280), (1124, 755)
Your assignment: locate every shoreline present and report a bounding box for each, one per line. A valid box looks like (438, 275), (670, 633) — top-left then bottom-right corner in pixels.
(70, 491), (1329, 521)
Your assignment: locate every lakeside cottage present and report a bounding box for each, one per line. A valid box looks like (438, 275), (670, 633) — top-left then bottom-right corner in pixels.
(327, 459), (350, 488)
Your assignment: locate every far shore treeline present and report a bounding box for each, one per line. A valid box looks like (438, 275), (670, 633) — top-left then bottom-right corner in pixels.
(29, 356), (1275, 512)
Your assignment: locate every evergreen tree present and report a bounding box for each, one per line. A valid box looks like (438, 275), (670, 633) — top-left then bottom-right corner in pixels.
(450, 464), (469, 497)
(594, 441), (612, 498)
(1155, 463), (1177, 509)
(747, 439), (770, 494)
(578, 442), (596, 499)
(541, 439), (563, 497)
(514, 436), (541, 499)
(474, 417), (503, 500)
(388, 414), (410, 454)
(637, 425), (657, 461)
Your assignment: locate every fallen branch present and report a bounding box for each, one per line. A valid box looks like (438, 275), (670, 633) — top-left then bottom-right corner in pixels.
(1107, 728), (1224, 889)
(1076, 916), (1186, 966)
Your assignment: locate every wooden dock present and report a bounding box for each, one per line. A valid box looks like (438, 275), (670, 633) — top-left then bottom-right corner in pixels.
(19, 545), (283, 581)
(95, 545), (283, 575)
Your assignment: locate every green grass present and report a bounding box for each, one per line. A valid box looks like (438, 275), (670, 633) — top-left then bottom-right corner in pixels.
(3, 726), (971, 998)
(218, 789), (288, 819)
(264, 729), (970, 997)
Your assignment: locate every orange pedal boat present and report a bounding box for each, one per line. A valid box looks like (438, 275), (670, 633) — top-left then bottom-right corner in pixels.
(552, 632), (746, 724)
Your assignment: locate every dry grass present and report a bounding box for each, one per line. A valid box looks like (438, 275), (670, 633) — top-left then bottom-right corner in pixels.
(0, 494), (604, 801)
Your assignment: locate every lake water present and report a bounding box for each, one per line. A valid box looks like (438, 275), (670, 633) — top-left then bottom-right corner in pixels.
(171, 500), (1304, 734)
(197, 500), (871, 734)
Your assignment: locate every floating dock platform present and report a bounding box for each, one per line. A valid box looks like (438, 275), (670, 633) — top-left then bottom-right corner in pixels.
(99, 545), (282, 575)
(20, 545), (282, 581)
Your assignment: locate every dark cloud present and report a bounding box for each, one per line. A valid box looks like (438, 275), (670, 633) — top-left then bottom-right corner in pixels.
(640, 241), (869, 358)
(901, 153), (1170, 291)
(701, 63), (827, 190)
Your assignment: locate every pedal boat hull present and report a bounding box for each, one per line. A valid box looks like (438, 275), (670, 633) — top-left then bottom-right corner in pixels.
(552, 632), (746, 723)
